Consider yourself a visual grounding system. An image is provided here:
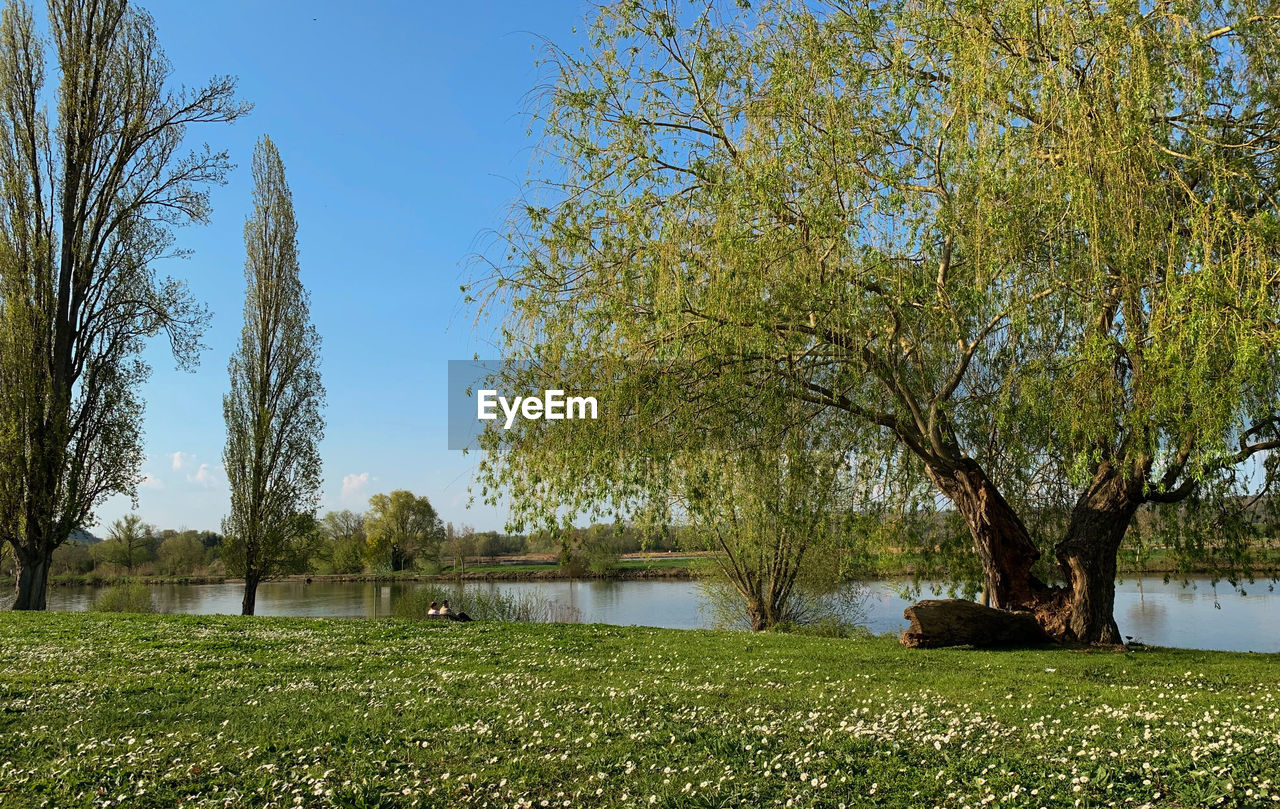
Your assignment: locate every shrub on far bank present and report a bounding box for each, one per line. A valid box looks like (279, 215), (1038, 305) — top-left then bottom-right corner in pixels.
(89, 583), (156, 614)
(156, 533), (205, 575)
(51, 541), (94, 575)
(394, 585), (580, 623)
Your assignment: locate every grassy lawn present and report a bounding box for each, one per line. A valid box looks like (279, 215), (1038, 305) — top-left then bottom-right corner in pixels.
(0, 614), (1276, 808)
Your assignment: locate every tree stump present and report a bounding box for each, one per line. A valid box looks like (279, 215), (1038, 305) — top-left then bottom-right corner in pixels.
(901, 599), (1049, 648)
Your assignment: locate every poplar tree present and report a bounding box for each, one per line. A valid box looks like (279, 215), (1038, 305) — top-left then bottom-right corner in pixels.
(223, 136), (324, 616)
(0, 0), (247, 609)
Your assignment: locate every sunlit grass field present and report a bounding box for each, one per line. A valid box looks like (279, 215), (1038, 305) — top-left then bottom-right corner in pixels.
(0, 613), (1276, 808)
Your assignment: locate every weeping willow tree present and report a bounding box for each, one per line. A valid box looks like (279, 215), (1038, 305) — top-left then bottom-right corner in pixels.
(475, 0), (1280, 644)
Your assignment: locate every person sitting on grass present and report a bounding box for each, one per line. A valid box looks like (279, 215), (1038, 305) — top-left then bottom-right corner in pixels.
(441, 600), (473, 622)
(427, 601), (440, 616)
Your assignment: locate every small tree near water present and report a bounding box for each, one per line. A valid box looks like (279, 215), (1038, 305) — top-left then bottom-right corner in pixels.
(684, 441), (855, 632)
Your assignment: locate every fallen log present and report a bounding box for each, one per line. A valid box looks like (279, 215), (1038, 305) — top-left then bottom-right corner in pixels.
(901, 599), (1050, 648)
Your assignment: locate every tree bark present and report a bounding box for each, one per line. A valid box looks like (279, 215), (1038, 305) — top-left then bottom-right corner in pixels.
(901, 599), (1049, 648)
(14, 419), (66, 611)
(11, 549), (51, 610)
(916, 453), (1153, 646)
(926, 459), (1048, 609)
(242, 571), (259, 616)
(1053, 465), (1141, 644)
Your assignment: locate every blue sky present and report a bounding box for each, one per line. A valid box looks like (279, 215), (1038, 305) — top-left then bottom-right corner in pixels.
(92, 1), (590, 534)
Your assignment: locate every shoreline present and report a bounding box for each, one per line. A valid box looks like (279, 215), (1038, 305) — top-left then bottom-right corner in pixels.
(36, 566), (701, 588)
(24, 561), (1280, 588)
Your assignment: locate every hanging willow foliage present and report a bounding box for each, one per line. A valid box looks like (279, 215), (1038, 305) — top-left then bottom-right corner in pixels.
(473, 0), (1280, 643)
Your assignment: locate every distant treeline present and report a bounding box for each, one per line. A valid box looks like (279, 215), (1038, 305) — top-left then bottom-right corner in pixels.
(0, 501), (684, 582)
(5, 491), (1272, 584)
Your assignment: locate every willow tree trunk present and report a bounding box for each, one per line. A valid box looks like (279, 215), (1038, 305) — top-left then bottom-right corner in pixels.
(11, 548), (52, 610)
(1053, 467), (1141, 644)
(926, 459), (1047, 610)
(923, 457), (1143, 646)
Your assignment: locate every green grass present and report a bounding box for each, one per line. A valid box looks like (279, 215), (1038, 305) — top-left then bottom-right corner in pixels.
(0, 613), (1276, 808)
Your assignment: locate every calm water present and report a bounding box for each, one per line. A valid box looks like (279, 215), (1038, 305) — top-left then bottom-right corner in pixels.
(44, 576), (1280, 653)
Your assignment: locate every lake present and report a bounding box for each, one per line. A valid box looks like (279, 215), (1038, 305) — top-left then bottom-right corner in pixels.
(44, 576), (1280, 653)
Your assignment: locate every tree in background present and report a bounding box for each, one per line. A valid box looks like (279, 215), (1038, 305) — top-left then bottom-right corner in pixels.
(223, 136), (324, 615)
(364, 491), (443, 572)
(91, 514), (155, 572)
(156, 532), (204, 576)
(50, 540), (92, 575)
(445, 522), (477, 574)
(319, 510), (366, 574)
(477, 0), (1280, 644)
(558, 524), (625, 576)
(0, 0), (248, 610)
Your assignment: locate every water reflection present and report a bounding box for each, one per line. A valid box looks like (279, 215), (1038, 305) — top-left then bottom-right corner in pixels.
(42, 576), (1279, 653)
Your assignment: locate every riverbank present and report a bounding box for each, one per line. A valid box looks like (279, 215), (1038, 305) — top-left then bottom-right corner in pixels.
(35, 549), (1280, 589)
(1, 613), (1276, 808)
(37, 560), (703, 589)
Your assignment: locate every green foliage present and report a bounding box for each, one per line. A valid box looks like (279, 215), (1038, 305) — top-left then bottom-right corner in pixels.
(2, 612), (1278, 807)
(472, 531), (533, 556)
(679, 430), (862, 630)
(475, 0), (1280, 637)
(318, 510), (367, 574)
(156, 533), (206, 576)
(363, 491), (444, 573)
(220, 515), (320, 580)
(88, 583), (155, 614)
(50, 541), (92, 575)
(557, 522), (629, 575)
(90, 514), (156, 572)
(443, 522), (478, 573)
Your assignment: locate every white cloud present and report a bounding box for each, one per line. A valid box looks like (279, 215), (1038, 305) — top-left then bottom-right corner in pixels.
(341, 472), (373, 502)
(139, 473), (163, 490)
(188, 463), (224, 489)
(171, 451), (195, 471)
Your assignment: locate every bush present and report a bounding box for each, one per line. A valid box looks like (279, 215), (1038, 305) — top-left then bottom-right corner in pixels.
(89, 583), (156, 613)
(557, 552), (588, 578)
(394, 585), (580, 623)
(585, 543), (619, 575)
(698, 577), (870, 634)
